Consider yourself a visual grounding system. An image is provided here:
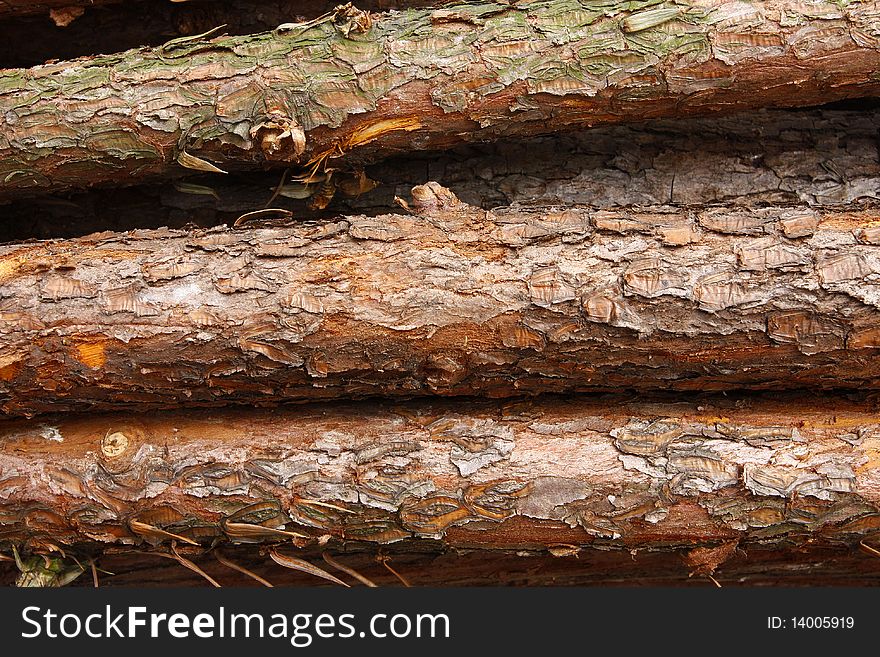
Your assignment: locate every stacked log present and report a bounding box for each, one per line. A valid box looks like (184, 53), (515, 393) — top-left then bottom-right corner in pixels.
(1, 0), (880, 586)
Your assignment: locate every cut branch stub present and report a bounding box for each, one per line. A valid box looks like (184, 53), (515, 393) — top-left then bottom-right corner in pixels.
(1, 0), (880, 199)
(250, 110), (306, 160)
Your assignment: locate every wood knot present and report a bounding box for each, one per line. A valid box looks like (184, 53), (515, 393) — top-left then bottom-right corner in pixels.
(251, 111), (306, 161)
(101, 431), (129, 459)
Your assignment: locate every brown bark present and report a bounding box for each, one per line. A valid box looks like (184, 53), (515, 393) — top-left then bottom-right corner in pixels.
(2, 0), (879, 201)
(0, 195), (880, 415)
(3, 1), (878, 593)
(1, 393), (879, 565)
(4, 195), (880, 416)
(3, 107), (878, 242)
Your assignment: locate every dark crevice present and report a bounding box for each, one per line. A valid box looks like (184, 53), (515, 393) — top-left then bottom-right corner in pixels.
(1, 105), (878, 243)
(3, 540), (880, 587)
(0, 0), (440, 69)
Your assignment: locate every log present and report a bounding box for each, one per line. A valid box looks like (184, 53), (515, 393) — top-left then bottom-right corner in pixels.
(0, 1), (442, 69)
(2, 0), (880, 200)
(3, 106), (878, 242)
(1, 393), (878, 576)
(0, 0), (420, 21)
(3, 194), (880, 416)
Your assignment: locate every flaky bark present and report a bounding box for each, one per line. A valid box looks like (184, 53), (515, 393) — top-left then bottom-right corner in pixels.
(1, 394), (878, 563)
(2, 0), (880, 200)
(3, 195), (880, 416)
(4, 107), (878, 242)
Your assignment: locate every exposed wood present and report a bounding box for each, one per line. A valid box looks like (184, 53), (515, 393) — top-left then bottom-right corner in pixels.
(1, 393), (879, 575)
(2, 0), (880, 200)
(3, 107), (878, 242)
(4, 194), (880, 416)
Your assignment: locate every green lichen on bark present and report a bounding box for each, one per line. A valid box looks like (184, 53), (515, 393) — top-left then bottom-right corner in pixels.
(1, 0), (879, 198)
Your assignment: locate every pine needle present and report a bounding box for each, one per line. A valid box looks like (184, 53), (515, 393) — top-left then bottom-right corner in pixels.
(129, 520), (199, 546)
(322, 552), (377, 587)
(264, 167), (291, 208)
(214, 550), (273, 587)
(154, 542), (221, 587)
(859, 540), (880, 558)
(269, 548), (350, 587)
(90, 559), (99, 588)
(378, 555), (411, 587)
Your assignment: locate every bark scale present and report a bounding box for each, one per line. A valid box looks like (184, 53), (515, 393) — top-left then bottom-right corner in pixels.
(2, 0), (880, 199)
(3, 193), (880, 416)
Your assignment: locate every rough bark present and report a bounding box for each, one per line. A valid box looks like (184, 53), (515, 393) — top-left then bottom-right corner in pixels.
(1, 393), (879, 570)
(4, 196), (880, 416)
(2, 0), (880, 201)
(3, 107), (878, 242)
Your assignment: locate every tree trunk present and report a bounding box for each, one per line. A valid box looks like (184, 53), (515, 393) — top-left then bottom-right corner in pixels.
(3, 195), (880, 416)
(3, 106), (878, 242)
(1, 394), (878, 562)
(2, 0), (879, 200)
